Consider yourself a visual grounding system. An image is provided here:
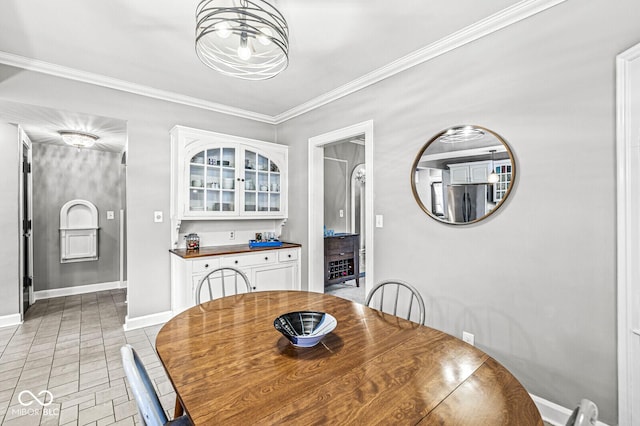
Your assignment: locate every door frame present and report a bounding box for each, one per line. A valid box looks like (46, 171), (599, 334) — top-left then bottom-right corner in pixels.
(18, 126), (33, 319)
(616, 41), (640, 426)
(308, 120), (374, 294)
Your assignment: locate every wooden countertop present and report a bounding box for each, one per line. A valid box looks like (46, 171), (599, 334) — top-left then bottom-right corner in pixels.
(156, 291), (542, 425)
(169, 242), (301, 259)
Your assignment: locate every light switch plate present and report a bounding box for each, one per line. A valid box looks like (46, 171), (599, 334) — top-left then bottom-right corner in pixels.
(375, 215), (383, 228)
(106, 211), (114, 220)
(154, 211), (163, 223)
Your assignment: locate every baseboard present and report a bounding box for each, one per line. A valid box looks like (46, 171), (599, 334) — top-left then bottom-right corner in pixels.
(530, 393), (610, 426)
(0, 313), (22, 328)
(33, 281), (122, 301)
(123, 310), (174, 331)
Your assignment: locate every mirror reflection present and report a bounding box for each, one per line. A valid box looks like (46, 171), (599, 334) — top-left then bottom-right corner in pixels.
(411, 125), (515, 225)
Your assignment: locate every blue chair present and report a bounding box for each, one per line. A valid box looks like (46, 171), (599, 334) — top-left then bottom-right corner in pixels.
(120, 344), (191, 426)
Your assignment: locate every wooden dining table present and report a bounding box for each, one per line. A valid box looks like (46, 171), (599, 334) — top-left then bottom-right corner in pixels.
(155, 291), (542, 425)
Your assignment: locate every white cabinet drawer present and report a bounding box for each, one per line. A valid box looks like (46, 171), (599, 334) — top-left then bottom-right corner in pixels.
(278, 249), (299, 262)
(191, 258), (220, 274)
(221, 252), (276, 268)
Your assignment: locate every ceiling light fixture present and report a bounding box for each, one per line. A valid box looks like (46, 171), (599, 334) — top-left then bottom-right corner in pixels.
(439, 125), (485, 144)
(195, 0), (289, 80)
(58, 131), (99, 149)
(488, 150), (500, 183)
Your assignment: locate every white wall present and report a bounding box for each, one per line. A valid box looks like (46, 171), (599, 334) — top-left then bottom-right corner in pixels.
(32, 143), (123, 290)
(276, 1), (639, 423)
(0, 122), (20, 318)
(0, 65), (274, 321)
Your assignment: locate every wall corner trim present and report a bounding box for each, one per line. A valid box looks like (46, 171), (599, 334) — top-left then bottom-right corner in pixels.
(530, 393), (610, 426)
(0, 313), (22, 328)
(123, 311), (173, 332)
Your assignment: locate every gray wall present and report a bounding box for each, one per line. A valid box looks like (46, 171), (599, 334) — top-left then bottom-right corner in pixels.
(0, 122), (20, 317)
(0, 65), (274, 321)
(277, 1), (639, 423)
(32, 142), (122, 290)
(324, 142), (365, 233)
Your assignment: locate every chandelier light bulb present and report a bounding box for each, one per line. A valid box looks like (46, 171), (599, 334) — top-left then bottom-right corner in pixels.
(215, 21), (231, 38)
(237, 34), (252, 60)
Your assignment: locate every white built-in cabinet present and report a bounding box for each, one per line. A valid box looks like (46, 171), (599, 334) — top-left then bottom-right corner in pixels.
(170, 246), (300, 314)
(170, 126), (288, 230)
(169, 125), (297, 315)
(448, 160), (492, 184)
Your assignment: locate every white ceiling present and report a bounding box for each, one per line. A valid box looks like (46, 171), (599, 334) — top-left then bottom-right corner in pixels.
(0, 0), (551, 150)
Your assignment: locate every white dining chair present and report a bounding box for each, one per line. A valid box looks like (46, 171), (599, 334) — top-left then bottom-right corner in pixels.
(195, 266), (252, 304)
(365, 279), (426, 325)
(120, 344), (191, 426)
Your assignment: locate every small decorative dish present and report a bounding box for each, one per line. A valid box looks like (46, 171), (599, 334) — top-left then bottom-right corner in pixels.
(274, 311), (337, 348)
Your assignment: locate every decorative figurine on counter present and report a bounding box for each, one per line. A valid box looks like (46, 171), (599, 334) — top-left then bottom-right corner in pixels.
(185, 233), (200, 251)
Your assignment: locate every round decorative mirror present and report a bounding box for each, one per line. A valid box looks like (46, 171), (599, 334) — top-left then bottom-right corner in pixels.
(411, 125), (516, 225)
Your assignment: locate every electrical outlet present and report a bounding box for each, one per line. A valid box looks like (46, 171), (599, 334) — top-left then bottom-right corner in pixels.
(154, 211), (163, 223)
(462, 331), (475, 346)
(375, 214), (383, 228)
(107, 211), (114, 220)
(229, 231), (235, 240)
(339, 209), (344, 218)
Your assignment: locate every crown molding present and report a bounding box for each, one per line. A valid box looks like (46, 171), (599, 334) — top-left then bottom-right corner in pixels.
(273, 0), (567, 124)
(0, 51), (276, 124)
(0, 0), (565, 126)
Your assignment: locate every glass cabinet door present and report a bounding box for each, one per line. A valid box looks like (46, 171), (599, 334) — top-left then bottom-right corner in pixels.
(243, 150), (281, 213)
(189, 147), (236, 213)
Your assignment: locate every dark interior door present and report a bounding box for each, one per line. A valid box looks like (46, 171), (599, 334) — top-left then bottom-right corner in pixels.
(22, 152), (31, 313)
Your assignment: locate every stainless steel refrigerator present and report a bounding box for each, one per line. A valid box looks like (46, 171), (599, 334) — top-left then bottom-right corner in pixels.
(446, 184), (488, 222)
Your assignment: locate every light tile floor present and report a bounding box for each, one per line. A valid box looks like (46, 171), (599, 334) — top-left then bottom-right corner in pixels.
(0, 289), (176, 426)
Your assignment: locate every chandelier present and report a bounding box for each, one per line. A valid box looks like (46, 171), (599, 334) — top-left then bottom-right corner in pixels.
(58, 131), (99, 149)
(439, 126), (485, 144)
(195, 0), (289, 80)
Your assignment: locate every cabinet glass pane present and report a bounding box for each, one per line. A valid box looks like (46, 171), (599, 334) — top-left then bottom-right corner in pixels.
(206, 148), (221, 166)
(258, 172), (268, 191)
(244, 170), (256, 190)
(191, 152), (205, 164)
(258, 193), (268, 211)
(206, 167), (220, 189)
(258, 154), (269, 171)
(270, 194), (280, 212)
(269, 174), (280, 192)
(270, 160), (280, 173)
(222, 191), (234, 211)
(245, 150), (257, 170)
(190, 165), (205, 188)
(245, 192), (256, 212)
(207, 190), (220, 211)
(190, 189), (204, 211)
(222, 169), (235, 190)
(222, 148), (235, 168)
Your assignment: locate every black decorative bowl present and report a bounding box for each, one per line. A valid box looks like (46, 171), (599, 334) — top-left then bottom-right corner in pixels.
(274, 311), (337, 347)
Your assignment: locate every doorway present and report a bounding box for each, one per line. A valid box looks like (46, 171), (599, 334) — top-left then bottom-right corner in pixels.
(19, 128), (33, 317)
(616, 42), (640, 425)
(308, 121), (374, 294)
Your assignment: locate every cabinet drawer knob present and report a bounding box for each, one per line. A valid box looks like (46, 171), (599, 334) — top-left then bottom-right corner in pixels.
(234, 260), (238, 264)
(252, 286), (257, 290)
(264, 256), (269, 261)
(288, 254), (292, 258)
(204, 264), (209, 268)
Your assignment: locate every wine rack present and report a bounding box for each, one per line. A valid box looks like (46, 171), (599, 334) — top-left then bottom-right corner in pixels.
(324, 234), (360, 287)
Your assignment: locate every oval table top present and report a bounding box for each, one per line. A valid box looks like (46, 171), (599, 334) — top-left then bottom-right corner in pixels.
(156, 291), (542, 425)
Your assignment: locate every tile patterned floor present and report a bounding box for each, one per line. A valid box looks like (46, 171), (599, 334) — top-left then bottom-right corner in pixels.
(0, 289), (176, 426)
